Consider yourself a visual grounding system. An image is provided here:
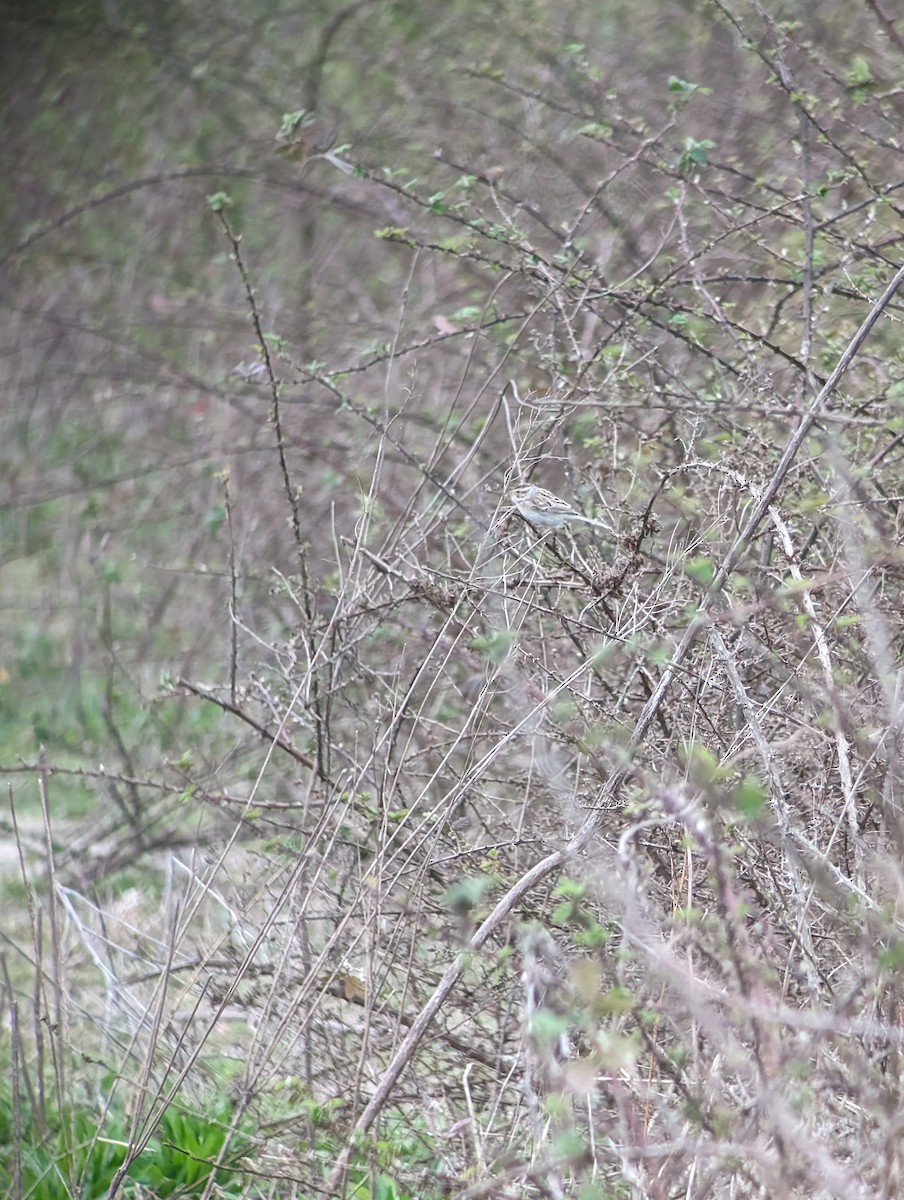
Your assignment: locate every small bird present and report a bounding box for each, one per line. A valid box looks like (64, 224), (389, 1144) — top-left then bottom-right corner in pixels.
(508, 483), (608, 530)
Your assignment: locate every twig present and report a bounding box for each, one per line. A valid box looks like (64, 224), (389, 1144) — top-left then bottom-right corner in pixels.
(319, 257), (904, 1200)
(174, 678), (318, 775)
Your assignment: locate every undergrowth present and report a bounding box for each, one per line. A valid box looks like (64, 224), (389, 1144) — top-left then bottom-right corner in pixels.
(3, 2), (904, 1198)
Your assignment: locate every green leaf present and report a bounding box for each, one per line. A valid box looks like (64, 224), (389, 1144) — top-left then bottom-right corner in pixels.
(598, 985), (635, 1014)
(276, 109), (312, 139)
(530, 1007), (571, 1042)
(845, 55), (873, 88)
(878, 940), (904, 971)
(667, 76), (712, 103)
(553, 878), (587, 900)
(684, 556), (715, 585)
(733, 775), (767, 819)
(442, 874), (493, 916)
(680, 740), (719, 785)
(207, 191), (232, 212)
(678, 136), (716, 173)
(471, 628), (517, 663)
(374, 226), (413, 242)
(579, 122), (613, 139)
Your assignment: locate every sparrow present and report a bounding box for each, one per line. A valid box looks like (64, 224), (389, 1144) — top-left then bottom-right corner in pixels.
(508, 483), (608, 530)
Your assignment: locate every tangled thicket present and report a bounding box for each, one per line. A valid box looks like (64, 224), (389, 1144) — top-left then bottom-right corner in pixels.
(3, 1), (904, 1197)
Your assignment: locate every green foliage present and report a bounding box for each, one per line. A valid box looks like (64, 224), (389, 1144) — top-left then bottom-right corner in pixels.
(0, 1090), (250, 1200)
(341, 1112), (444, 1200)
(732, 775), (767, 820)
(877, 940), (904, 972)
(667, 75), (712, 104)
(677, 137), (716, 172)
(207, 192), (233, 212)
(552, 879), (612, 947)
(683, 556), (716, 586)
(471, 628), (518, 663)
(679, 740), (720, 787)
(442, 873), (494, 917)
(131, 1102), (249, 1197)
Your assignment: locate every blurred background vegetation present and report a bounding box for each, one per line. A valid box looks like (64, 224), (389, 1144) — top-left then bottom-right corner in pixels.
(2, 0), (904, 1197)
